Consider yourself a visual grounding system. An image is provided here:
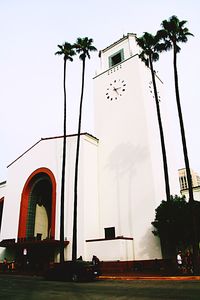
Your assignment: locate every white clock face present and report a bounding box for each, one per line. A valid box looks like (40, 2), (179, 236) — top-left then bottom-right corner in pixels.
(106, 79), (126, 101)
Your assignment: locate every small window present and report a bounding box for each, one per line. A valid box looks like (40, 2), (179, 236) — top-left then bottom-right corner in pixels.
(109, 49), (124, 68)
(104, 227), (115, 239)
(0, 198), (4, 232)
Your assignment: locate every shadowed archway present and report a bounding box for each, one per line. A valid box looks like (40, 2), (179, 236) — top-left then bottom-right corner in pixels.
(18, 168), (56, 240)
(16, 168), (57, 271)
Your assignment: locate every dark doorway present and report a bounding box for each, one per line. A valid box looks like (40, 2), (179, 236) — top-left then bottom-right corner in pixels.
(26, 174), (52, 240)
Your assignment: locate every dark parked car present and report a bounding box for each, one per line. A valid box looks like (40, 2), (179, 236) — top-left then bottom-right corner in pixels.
(44, 260), (99, 282)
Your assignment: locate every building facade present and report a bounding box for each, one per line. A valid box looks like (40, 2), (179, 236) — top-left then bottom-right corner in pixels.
(0, 34), (169, 268)
(179, 168), (200, 201)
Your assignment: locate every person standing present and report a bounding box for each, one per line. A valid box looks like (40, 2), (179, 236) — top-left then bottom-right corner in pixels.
(3, 258), (8, 272)
(176, 251), (183, 273)
(92, 255), (101, 275)
(185, 250), (193, 274)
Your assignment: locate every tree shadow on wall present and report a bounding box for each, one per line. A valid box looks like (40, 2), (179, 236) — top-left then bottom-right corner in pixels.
(106, 142), (149, 236)
(107, 142), (148, 177)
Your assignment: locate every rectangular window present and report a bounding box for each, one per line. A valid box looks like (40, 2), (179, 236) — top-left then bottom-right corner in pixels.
(109, 49), (124, 68)
(180, 176), (184, 189)
(104, 227), (115, 239)
(0, 198), (4, 232)
(184, 176), (187, 189)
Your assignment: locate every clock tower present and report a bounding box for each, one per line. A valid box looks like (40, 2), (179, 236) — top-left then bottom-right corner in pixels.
(93, 33), (164, 260)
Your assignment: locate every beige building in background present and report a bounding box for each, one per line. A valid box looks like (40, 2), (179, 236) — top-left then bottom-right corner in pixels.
(179, 168), (200, 201)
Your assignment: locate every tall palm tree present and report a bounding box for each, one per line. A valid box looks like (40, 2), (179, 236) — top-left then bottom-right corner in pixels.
(156, 15), (194, 203)
(136, 32), (171, 203)
(55, 42), (75, 263)
(156, 16), (199, 273)
(72, 37), (97, 261)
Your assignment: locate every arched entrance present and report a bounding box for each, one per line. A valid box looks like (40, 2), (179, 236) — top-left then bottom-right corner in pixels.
(17, 168), (57, 271)
(26, 174), (53, 240)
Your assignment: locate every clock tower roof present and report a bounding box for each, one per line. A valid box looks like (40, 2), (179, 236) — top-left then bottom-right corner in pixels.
(99, 33), (137, 55)
(97, 33), (139, 73)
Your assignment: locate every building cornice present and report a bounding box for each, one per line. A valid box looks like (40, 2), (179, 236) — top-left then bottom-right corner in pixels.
(180, 185), (200, 192)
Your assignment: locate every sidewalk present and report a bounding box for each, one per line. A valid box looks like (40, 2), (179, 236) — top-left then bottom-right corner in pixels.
(1, 269), (200, 281)
(99, 273), (200, 281)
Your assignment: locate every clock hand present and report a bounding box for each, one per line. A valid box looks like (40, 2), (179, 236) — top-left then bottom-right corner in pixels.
(113, 87), (119, 95)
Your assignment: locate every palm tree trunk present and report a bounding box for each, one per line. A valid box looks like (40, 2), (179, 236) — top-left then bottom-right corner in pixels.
(173, 46), (199, 274)
(149, 55), (171, 202)
(173, 47), (193, 202)
(72, 57), (86, 261)
(60, 58), (67, 264)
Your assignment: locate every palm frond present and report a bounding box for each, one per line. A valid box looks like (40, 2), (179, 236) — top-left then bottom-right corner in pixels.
(179, 20), (188, 28)
(175, 44), (181, 53)
(57, 44), (63, 50)
(139, 52), (149, 67)
(156, 29), (168, 40)
(55, 50), (63, 56)
(156, 40), (172, 52)
(152, 52), (159, 62)
(67, 56), (73, 62)
(74, 37), (97, 61)
(55, 42), (76, 61)
(158, 16), (193, 54)
(136, 32), (160, 65)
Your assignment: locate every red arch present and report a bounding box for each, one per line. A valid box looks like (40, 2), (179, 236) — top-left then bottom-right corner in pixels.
(18, 167), (56, 239)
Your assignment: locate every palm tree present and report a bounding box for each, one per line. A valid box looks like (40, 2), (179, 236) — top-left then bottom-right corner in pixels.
(72, 37), (97, 261)
(136, 32), (171, 203)
(156, 15), (194, 202)
(55, 42), (76, 263)
(156, 15), (199, 273)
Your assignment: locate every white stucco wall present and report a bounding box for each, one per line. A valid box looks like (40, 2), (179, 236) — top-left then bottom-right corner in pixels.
(86, 238), (134, 261)
(63, 134), (99, 260)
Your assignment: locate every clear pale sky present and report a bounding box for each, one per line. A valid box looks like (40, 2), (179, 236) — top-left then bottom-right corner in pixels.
(0, 0), (199, 193)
